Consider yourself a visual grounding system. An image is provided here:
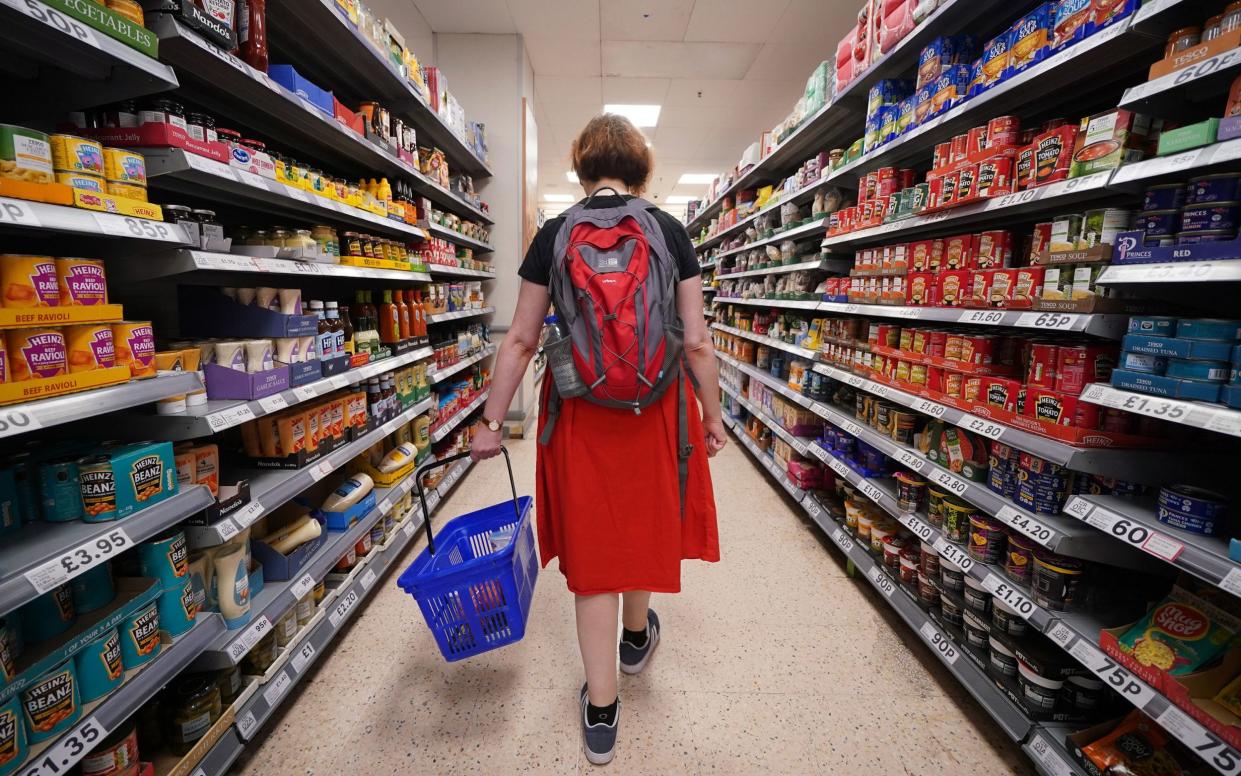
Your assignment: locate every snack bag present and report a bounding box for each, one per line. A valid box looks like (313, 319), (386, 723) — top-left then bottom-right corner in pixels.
(1117, 585), (1241, 676)
(1081, 711), (1195, 776)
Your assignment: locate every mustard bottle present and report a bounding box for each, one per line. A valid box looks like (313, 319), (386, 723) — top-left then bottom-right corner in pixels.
(378, 178), (392, 203)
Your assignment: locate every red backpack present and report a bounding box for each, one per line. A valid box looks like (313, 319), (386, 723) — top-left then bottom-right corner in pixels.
(541, 190), (693, 508)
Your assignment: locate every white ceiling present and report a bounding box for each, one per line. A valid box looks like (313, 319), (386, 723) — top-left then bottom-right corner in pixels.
(404, 0), (857, 218)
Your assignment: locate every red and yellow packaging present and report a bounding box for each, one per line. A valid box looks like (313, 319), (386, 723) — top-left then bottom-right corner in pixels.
(1055, 344), (1116, 395)
(6, 328), (66, 381)
(943, 234), (977, 269)
(1025, 387), (1099, 428)
(909, 239), (943, 271)
(64, 324), (115, 373)
(1031, 124), (1079, 187)
(956, 164), (979, 203)
(1, 255), (60, 308)
(56, 258), (108, 306)
(1011, 265), (1045, 307)
(937, 270), (973, 307)
(983, 376), (1022, 412)
(110, 321), (155, 378)
(976, 230), (1013, 269)
(907, 272), (937, 305)
(1014, 144), (1036, 190)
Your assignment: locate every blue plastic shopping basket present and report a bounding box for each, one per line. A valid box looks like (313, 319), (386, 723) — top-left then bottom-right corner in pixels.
(397, 447), (537, 661)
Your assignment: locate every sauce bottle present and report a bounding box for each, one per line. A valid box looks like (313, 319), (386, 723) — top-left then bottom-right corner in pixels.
(379, 289), (400, 343)
(366, 378), (382, 419)
(411, 290), (426, 338)
(380, 374), (396, 417)
(394, 288), (411, 341)
(325, 301), (345, 356)
(352, 290), (367, 332)
(339, 306), (355, 356)
(378, 178), (392, 204)
(363, 290), (378, 331)
(308, 300), (333, 359)
(236, 0), (268, 72)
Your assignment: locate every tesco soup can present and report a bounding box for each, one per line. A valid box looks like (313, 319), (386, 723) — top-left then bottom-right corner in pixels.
(0, 693), (27, 776)
(75, 628), (124, 702)
(120, 601), (161, 669)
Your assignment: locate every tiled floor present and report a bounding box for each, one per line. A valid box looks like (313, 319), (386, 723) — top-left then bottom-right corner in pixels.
(235, 436), (1034, 775)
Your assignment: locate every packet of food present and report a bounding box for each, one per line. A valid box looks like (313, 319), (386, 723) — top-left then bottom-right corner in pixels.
(1081, 710), (1194, 776)
(1117, 585), (1241, 676)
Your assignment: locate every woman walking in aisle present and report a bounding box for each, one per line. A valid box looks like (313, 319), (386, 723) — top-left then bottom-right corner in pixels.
(471, 113), (724, 765)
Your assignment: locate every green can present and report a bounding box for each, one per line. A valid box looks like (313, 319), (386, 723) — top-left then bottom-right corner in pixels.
(120, 602), (161, 669)
(38, 456), (84, 523)
(0, 124), (54, 184)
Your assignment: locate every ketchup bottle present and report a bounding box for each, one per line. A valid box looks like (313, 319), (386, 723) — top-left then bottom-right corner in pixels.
(237, 0), (268, 73)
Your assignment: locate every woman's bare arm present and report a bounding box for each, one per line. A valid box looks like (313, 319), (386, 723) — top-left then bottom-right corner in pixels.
(677, 277), (727, 456)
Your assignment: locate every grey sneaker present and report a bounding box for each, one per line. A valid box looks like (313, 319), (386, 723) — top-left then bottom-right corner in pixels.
(619, 609), (660, 675)
(580, 683), (619, 765)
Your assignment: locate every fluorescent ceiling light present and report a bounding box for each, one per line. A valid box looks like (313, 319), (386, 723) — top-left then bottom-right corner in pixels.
(566, 171), (579, 183)
(543, 194), (576, 203)
(665, 195), (696, 204)
(678, 173), (718, 185)
(603, 104), (661, 127)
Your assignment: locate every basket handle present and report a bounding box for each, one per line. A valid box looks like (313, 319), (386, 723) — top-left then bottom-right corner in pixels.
(413, 446), (520, 556)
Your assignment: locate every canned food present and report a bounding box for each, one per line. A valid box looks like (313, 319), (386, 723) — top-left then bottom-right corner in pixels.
(1031, 550), (1085, 611)
(968, 515), (1006, 564)
(986, 116), (1020, 148)
(963, 575), (990, 616)
(1181, 201), (1241, 232)
(1189, 173), (1241, 204)
(75, 629), (123, 703)
(57, 258), (107, 306)
(1142, 184), (1188, 212)
(50, 134), (103, 175)
(54, 171), (105, 192)
(78, 455), (117, 522)
(895, 471), (927, 512)
(960, 334), (996, 365)
(105, 179), (147, 202)
(0, 254), (59, 308)
(6, 327), (66, 381)
(0, 124), (53, 183)
(989, 634), (1018, 676)
(917, 571), (940, 611)
(21, 659), (81, 743)
(1026, 342), (1058, 388)
(1178, 318), (1241, 341)
(102, 147), (146, 185)
(64, 324), (115, 373)
(1081, 208), (1131, 248)
(941, 498), (974, 543)
(119, 601), (161, 668)
(1177, 229), (1235, 244)
(1139, 209), (1181, 237)
(111, 321), (155, 378)
(1127, 315), (1177, 336)
(1005, 533), (1035, 585)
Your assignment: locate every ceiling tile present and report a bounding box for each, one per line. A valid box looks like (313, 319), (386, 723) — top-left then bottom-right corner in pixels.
(412, 0), (515, 33)
(602, 41), (762, 79)
(684, 0), (792, 43)
(544, 102), (600, 130)
(600, 0), (695, 41)
(506, 0), (599, 38)
(659, 103), (748, 129)
(601, 77), (671, 104)
(535, 75), (602, 105)
(664, 78), (799, 109)
(527, 36), (601, 76)
(768, 0), (859, 44)
(744, 41), (828, 82)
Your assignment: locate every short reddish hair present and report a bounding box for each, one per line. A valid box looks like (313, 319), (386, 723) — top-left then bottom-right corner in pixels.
(571, 114), (652, 195)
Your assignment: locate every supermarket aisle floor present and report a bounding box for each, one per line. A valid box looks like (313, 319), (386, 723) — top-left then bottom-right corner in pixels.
(235, 436), (1033, 775)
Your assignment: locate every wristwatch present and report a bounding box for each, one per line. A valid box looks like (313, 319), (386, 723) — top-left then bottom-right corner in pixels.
(481, 417), (502, 432)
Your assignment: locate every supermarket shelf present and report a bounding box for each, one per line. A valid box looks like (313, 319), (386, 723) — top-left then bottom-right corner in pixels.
(263, 0), (491, 176)
(143, 148), (426, 241)
(720, 350), (1137, 562)
(684, 0), (1004, 234)
(713, 218), (827, 262)
(108, 348), (434, 443)
(820, 172), (1118, 251)
(721, 412), (1037, 743)
(427, 345), (496, 384)
(714, 296), (822, 311)
(0, 371), (202, 441)
(1064, 494), (1241, 596)
(693, 176), (835, 252)
(0, 484), (214, 616)
(225, 457), (472, 746)
(1079, 383), (1241, 439)
(0, 0), (179, 114)
(195, 728), (244, 776)
(0, 196), (189, 246)
(1024, 727), (1089, 776)
(712, 322), (818, 360)
(419, 221), (494, 253)
(115, 249), (432, 283)
(146, 17), (490, 225)
(1129, 0), (1205, 35)
(1098, 258), (1241, 285)
(720, 386), (810, 502)
(715, 257), (850, 280)
(1120, 45), (1241, 114)
(807, 360), (1174, 476)
(15, 614), (226, 776)
(426, 306), (494, 325)
(425, 264), (496, 279)
(430, 390), (490, 444)
(702, 285), (716, 293)
(1111, 137), (1241, 187)
(1048, 613), (1241, 776)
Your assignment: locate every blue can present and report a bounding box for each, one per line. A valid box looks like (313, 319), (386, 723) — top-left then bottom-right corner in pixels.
(71, 561), (114, 615)
(1159, 485), (1228, 520)
(0, 616), (21, 686)
(20, 584), (75, 644)
(1142, 184), (1187, 212)
(38, 456), (84, 522)
(0, 469), (18, 539)
(1127, 316), (1178, 337)
(1157, 504), (1225, 536)
(1121, 351), (1167, 375)
(138, 530), (188, 591)
(1177, 318), (1241, 342)
(1189, 173), (1241, 204)
(21, 659), (80, 743)
(120, 601), (161, 669)
(74, 628), (123, 702)
(156, 580), (198, 638)
(0, 693), (26, 776)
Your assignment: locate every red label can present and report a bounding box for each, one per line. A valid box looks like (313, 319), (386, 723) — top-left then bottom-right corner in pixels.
(961, 334), (997, 365)
(1054, 344), (1117, 395)
(1031, 222), (1053, 255)
(977, 155), (1014, 199)
(874, 323), (901, 348)
(940, 169), (960, 207)
(951, 133), (970, 163)
(967, 125), (988, 156)
(933, 142), (953, 170)
(877, 166), (898, 198)
(944, 370), (964, 398)
(899, 168), (916, 189)
(927, 366), (945, 392)
(1026, 342), (1059, 388)
(927, 329), (948, 358)
(977, 230), (1013, 268)
(956, 163), (979, 203)
(986, 115), (1021, 149)
(863, 171), (878, 202)
(944, 333), (964, 362)
(1015, 144), (1036, 191)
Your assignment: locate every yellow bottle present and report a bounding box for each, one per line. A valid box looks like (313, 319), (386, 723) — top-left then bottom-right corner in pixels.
(378, 178), (392, 203)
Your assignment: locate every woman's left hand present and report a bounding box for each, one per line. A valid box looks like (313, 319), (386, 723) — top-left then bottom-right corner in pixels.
(703, 417), (727, 458)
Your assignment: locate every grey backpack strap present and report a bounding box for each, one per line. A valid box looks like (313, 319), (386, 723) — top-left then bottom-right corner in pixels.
(538, 376), (561, 446)
(677, 368), (692, 519)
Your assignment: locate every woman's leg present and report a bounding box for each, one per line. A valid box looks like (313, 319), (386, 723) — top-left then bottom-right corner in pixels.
(575, 593), (619, 705)
(621, 591), (651, 632)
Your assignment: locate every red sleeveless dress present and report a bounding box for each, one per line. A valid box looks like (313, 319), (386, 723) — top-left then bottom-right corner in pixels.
(535, 375), (720, 595)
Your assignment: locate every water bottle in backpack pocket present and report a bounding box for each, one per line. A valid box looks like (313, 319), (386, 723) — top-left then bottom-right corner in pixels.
(542, 315), (588, 398)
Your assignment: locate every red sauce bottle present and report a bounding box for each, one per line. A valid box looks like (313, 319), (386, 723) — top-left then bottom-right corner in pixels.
(237, 0), (268, 73)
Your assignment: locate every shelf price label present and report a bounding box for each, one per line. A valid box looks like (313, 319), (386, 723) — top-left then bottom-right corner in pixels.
(913, 398), (947, 418)
(1015, 312), (1078, 331)
(981, 574), (1035, 619)
(328, 588), (359, 629)
(831, 527), (854, 552)
(360, 568), (377, 590)
(868, 565), (896, 597)
(258, 394), (289, 414)
(1158, 706), (1241, 775)
(903, 515), (936, 544)
(309, 459), (334, 482)
(1114, 392), (1189, 421)
(292, 384), (318, 402)
(929, 469), (969, 497)
(958, 309), (1005, 325)
(233, 500), (265, 529)
(25, 528), (131, 594)
(291, 641), (316, 674)
(996, 505), (1055, 545)
(237, 710), (258, 739)
(215, 518), (240, 542)
(931, 537), (974, 573)
(290, 573), (315, 601)
(263, 669), (293, 706)
(963, 415), (1006, 440)
(859, 481), (885, 505)
(840, 420), (864, 438)
(1096, 655), (1157, 709)
(402, 518), (418, 538)
(92, 214), (177, 241)
(893, 449), (926, 472)
(227, 615), (271, 663)
(1085, 507), (1185, 562)
(17, 715), (104, 776)
(1027, 734), (1073, 776)
(0, 198), (43, 228)
(1221, 568), (1241, 598)
(18, 0), (99, 47)
(990, 188), (1039, 210)
(918, 621), (960, 665)
(803, 498), (822, 521)
(1064, 497), (1094, 520)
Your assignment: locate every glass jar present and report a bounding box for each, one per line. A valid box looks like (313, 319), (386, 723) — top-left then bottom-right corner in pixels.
(309, 168), (324, 193)
(343, 231), (362, 257)
(268, 229), (290, 248)
(295, 591), (314, 627)
(162, 204), (193, 223)
(239, 137), (266, 155)
(311, 225), (339, 259)
(289, 229), (316, 252)
(242, 631), (278, 675)
(166, 675), (222, 756)
(313, 580), (326, 604)
(216, 127), (241, 147)
(140, 98), (186, 132)
(215, 665), (242, 705)
(291, 160), (308, 185)
(1224, 2), (1241, 34)
(191, 209), (217, 228)
(275, 609), (297, 648)
(1166, 26), (1201, 56)
(271, 152), (288, 182)
(106, 100), (139, 129)
(360, 235), (375, 259)
(187, 112), (216, 142)
(243, 229), (269, 246)
(1204, 14), (1224, 42)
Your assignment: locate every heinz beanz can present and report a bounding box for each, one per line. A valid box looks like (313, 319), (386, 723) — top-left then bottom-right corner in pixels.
(75, 628), (124, 702)
(71, 561), (114, 615)
(38, 455), (84, 522)
(78, 455), (117, 522)
(21, 659), (80, 743)
(156, 580), (198, 638)
(120, 601), (160, 668)
(20, 583), (75, 643)
(0, 693), (26, 776)
(139, 530), (189, 589)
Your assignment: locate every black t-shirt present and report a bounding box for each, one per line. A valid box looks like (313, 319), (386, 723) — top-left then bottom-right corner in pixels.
(518, 195), (701, 286)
